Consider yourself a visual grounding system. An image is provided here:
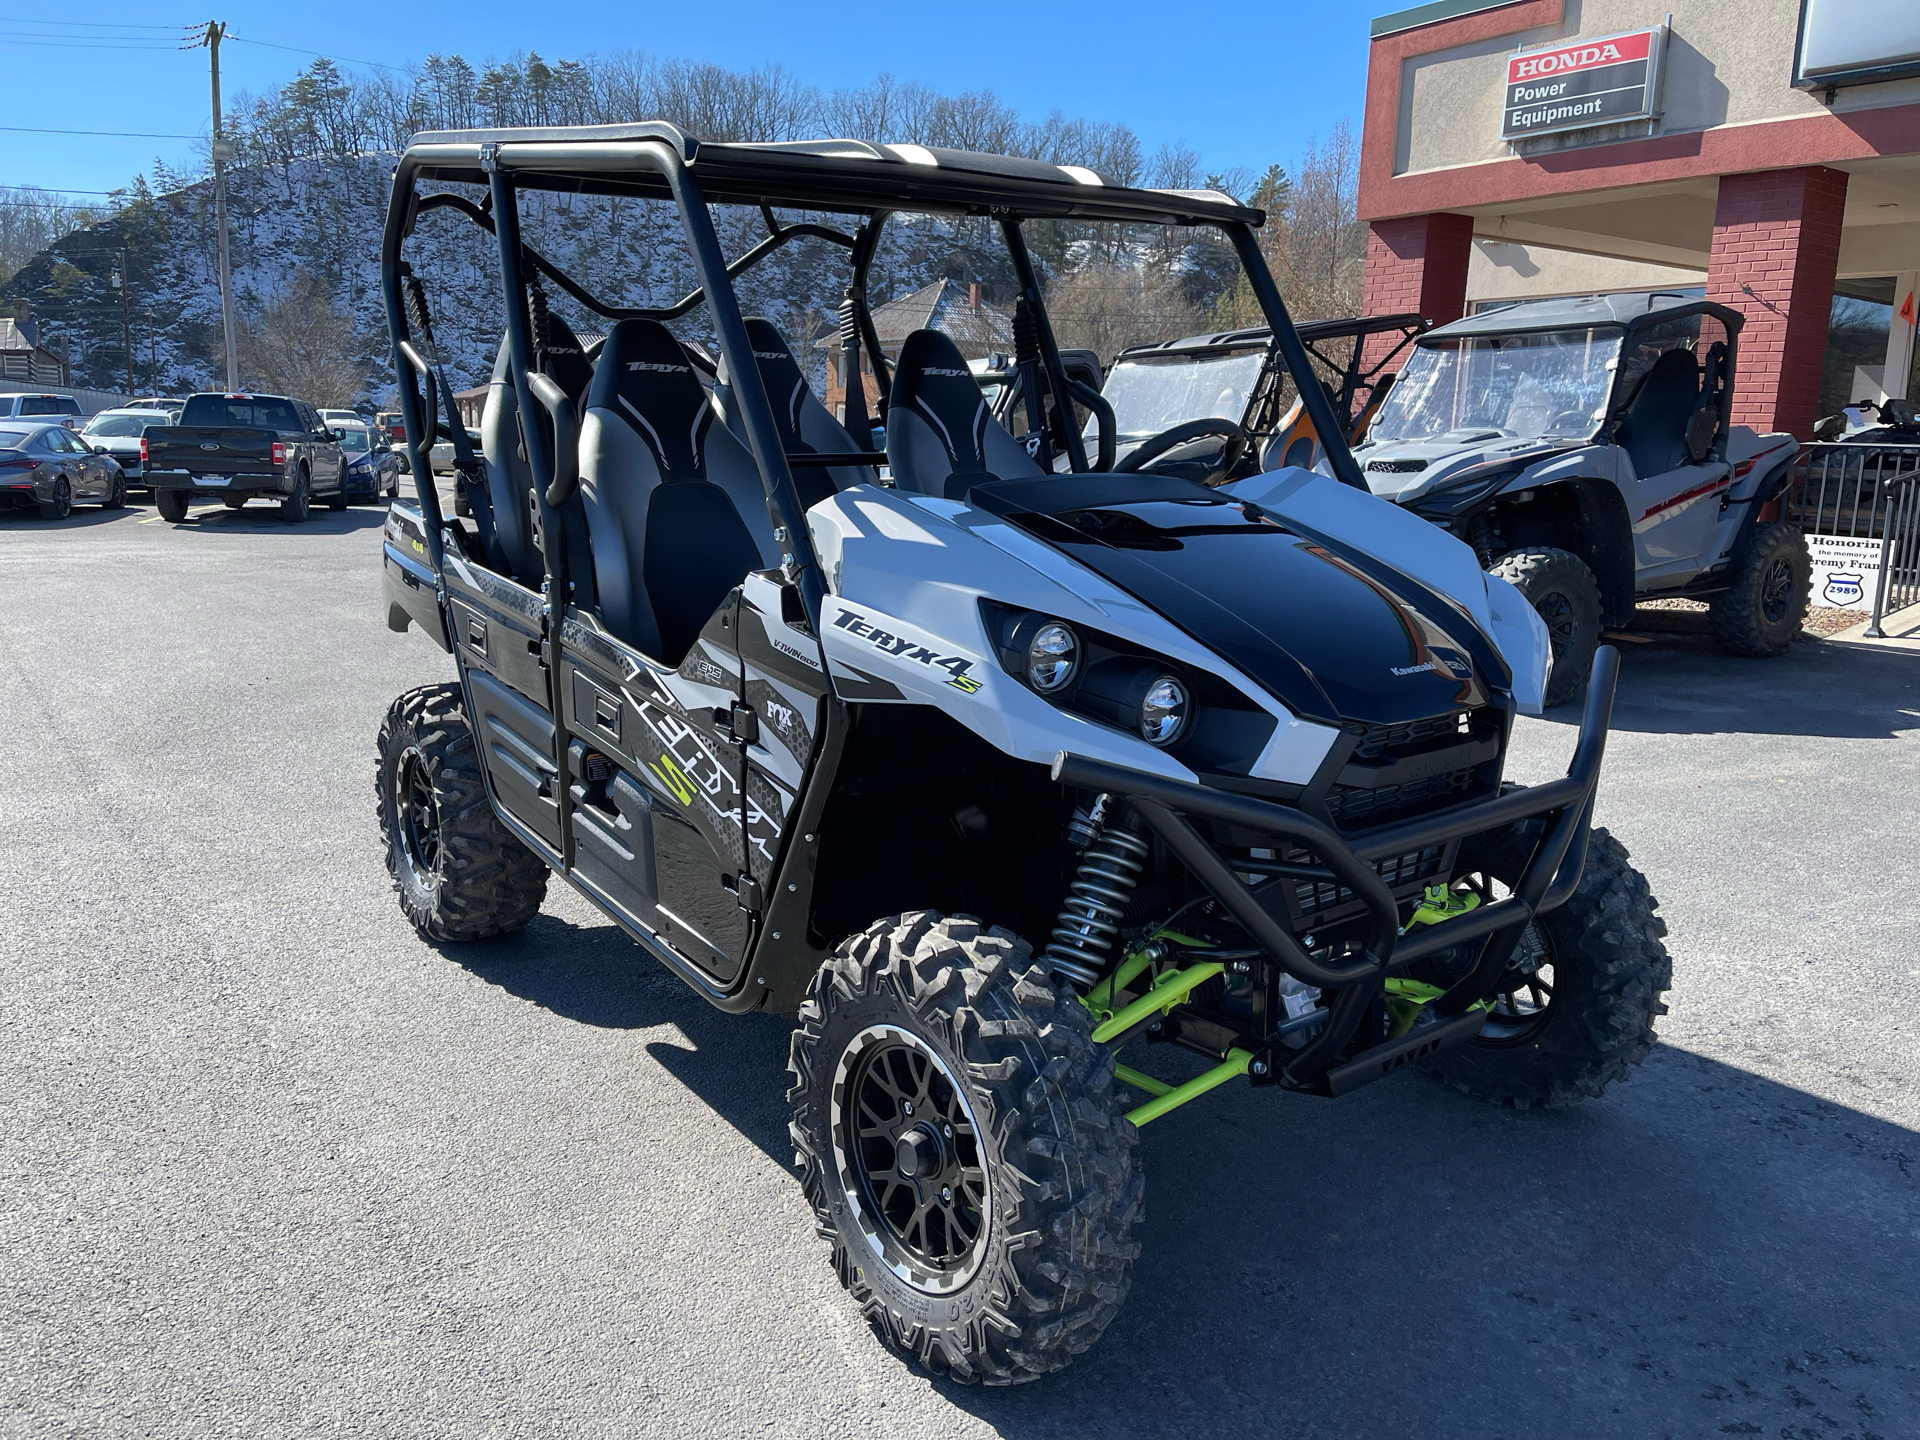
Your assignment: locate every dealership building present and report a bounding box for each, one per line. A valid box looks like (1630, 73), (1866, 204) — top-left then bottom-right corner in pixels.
(1358, 0), (1920, 437)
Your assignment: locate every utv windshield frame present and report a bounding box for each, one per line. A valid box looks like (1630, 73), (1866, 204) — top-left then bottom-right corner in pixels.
(378, 120), (1371, 623)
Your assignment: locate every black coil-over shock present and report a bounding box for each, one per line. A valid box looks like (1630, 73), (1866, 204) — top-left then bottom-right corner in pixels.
(1044, 795), (1150, 989)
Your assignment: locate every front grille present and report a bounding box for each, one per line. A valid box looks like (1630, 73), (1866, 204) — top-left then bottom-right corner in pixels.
(1366, 458), (1428, 473)
(1344, 711), (1470, 761)
(1325, 768), (1473, 827)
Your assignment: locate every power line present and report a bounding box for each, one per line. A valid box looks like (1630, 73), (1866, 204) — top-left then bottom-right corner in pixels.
(0, 125), (201, 139)
(224, 34), (412, 76)
(0, 15), (192, 27)
(0, 37), (187, 50)
(0, 183), (129, 195)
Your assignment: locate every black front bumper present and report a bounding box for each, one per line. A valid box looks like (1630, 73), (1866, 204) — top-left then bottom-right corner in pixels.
(1054, 647), (1620, 1091)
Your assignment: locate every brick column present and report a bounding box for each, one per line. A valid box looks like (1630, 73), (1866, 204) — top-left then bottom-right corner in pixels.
(1360, 212), (1475, 371)
(1704, 167), (1849, 440)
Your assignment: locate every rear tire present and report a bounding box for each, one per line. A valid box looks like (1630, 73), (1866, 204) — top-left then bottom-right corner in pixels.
(376, 683), (548, 942)
(155, 488), (189, 523)
(1419, 813), (1670, 1110)
(1710, 521), (1809, 657)
(38, 477), (72, 521)
(789, 913), (1142, 1385)
(222, 496), (246, 509)
(1491, 547), (1602, 707)
(280, 471), (311, 523)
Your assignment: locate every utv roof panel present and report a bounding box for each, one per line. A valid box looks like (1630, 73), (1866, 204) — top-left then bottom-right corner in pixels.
(1423, 292), (1744, 340)
(399, 122), (1263, 227)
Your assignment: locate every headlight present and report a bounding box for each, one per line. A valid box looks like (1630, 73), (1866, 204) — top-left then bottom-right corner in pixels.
(1026, 622), (1078, 692)
(1138, 675), (1190, 746)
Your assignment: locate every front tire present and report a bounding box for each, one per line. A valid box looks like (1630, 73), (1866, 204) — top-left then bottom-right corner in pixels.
(789, 913), (1142, 1385)
(325, 474), (348, 511)
(154, 487), (189, 523)
(101, 472), (126, 509)
(1419, 814), (1671, 1110)
(1491, 547), (1603, 706)
(1710, 521), (1809, 656)
(376, 683), (549, 941)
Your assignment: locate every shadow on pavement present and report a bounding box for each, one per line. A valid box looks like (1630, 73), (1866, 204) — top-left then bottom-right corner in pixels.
(159, 504), (391, 534)
(0, 505), (143, 530)
(1541, 631), (1918, 740)
(445, 911), (1917, 1438)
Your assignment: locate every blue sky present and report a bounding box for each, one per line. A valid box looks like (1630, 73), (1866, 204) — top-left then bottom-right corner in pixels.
(5, 2), (1374, 199)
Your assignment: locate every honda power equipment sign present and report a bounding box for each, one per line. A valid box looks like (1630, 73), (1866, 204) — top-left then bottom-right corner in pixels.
(1502, 28), (1664, 141)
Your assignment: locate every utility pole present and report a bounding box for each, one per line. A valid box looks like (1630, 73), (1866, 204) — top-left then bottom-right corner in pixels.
(146, 312), (158, 398)
(113, 251), (134, 399)
(190, 21), (239, 390)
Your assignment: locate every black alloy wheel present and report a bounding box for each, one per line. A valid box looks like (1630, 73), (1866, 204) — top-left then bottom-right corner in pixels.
(1759, 555), (1795, 624)
(39, 476), (72, 521)
(391, 746), (442, 891)
(835, 1025), (990, 1289)
(102, 472), (126, 509)
(1473, 916), (1557, 1045)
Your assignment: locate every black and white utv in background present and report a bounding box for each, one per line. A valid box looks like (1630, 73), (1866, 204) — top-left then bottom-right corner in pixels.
(374, 124), (1671, 1384)
(1349, 295), (1805, 703)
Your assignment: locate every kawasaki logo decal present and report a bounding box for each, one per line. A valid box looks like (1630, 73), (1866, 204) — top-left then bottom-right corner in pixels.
(832, 608), (983, 693)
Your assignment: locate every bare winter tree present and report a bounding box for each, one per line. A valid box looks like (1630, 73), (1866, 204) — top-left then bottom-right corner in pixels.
(1213, 121), (1366, 332)
(238, 269), (375, 404)
(1045, 265), (1202, 364)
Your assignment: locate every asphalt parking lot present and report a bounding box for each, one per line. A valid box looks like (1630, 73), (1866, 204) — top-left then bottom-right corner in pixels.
(4, 496), (1916, 1440)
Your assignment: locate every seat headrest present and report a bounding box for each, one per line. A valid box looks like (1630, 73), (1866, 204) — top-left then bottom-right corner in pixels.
(587, 319), (713, 480)
(717, 318), (813, 450)
(533, 311), (595, 406)
(889, 328), (992, 473)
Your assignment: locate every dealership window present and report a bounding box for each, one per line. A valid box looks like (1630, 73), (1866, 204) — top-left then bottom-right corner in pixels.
(1819, 278), (1898, 422)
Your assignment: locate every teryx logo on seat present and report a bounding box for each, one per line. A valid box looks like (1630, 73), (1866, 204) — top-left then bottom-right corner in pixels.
(832, 609), (983, 693)
(628, 361), (690, 374)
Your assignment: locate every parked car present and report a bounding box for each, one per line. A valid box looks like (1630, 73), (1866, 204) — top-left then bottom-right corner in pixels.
(429, 428), (483, 474)
(0, 420), (127, 517)
(336, 422), (403, 501)
(141, 392), (346, 523)
(131, 396), (187, 421)
(318, 407), (365, 431)
(0, 393), (82, 428)
(79, 407), (173, 490)
(374, 410), (406, 448)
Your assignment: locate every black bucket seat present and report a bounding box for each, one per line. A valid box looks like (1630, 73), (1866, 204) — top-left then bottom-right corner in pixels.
(478, 312), (595, 585)
(575, 318), (776, 664)
(1617, 346), (1702, 480)
(885, 328), (1046, 498)
(712, 317), (870, 509)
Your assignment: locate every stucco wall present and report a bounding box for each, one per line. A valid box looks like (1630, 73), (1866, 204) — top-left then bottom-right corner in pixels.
(1394, 0), (1920, 177)
(1465, 239), (1706, 302)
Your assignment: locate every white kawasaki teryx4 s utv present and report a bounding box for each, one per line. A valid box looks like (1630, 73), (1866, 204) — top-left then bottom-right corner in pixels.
(374, 124), (1671, 1383)
(1351, 295), (1806, 703)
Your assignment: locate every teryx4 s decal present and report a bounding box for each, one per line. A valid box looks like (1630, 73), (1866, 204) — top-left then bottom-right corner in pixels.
(831, 608), (983, 693)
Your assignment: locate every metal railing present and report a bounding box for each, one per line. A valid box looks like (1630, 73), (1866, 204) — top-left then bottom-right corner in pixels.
(1792, 442), (1920, 636)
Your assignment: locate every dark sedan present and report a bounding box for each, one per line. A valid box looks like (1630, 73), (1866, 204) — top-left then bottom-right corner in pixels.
(0, 422), (126, 519)
(337, 423), (403, 501)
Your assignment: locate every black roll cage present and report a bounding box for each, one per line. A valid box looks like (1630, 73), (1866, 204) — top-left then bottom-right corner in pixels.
(379, 122), (1371, 618)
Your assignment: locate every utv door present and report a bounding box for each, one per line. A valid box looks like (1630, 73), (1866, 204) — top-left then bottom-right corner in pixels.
(443, 555), (565, 852)
(617, 598), (754, 983)
(1630, 458), (1732, 580)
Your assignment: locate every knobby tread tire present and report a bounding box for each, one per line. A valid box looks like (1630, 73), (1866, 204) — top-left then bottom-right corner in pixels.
(1491, 547), (1603, 707)
(376, 682), (548, 942)
(788, 913), (1141, 1385)
(1423, 824), (1671, 1110)
(1709, 520), (1810, 657)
